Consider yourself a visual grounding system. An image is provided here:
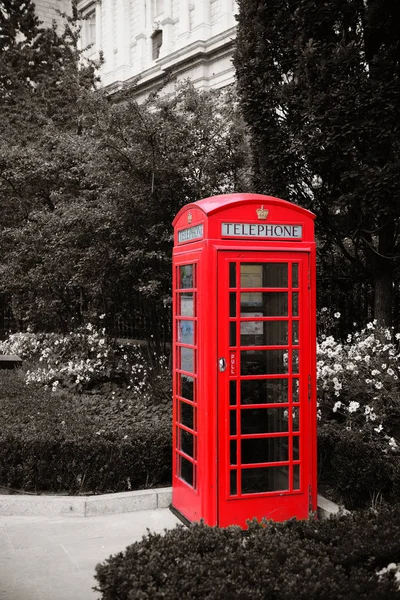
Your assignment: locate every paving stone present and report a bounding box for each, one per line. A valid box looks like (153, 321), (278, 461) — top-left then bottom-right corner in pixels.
(34, 570), (100, 600)
(0, 509), (181, 600)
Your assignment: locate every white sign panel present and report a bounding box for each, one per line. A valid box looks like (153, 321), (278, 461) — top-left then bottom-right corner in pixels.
(222, 223), (302, 239)
(178, 224), (204, 243)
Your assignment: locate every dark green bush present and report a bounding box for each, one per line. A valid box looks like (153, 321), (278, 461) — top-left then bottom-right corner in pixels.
(318, 424), (399, 509)
(95, 506), (400, 599)
(0, 371), (172, 493)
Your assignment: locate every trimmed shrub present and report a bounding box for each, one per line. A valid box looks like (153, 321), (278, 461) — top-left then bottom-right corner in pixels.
(94, 506), (400, 599)
(318, 424), (399, 509)
(0, 370), (172, 493)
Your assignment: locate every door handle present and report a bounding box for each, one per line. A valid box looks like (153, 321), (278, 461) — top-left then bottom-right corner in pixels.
(219, 357), (227, 372)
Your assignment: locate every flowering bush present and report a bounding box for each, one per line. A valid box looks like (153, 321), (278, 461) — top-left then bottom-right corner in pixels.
(0, 324), (169, 400)
(317, 317), (400, 453)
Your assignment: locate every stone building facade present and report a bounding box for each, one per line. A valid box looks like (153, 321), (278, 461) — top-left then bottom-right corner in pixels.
(35, 0), (238, 98)
(34, 0), (71, 29)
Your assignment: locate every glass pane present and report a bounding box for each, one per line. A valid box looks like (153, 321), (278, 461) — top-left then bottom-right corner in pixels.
(241, 379), (288, 405)
(180, 401), (194, 430)
(181, 375), (194, 401)
(292, 378), (299, 403)
(240, 320), (288, 346)
(292, 292), (299, 316)
(180, 455), (194, 486)
(178, 320), (194, 345)
(230, 293), (236, 317)
(292, 321), (299, 345)
(230, 322), (236, 346)
(242, 466), (289, 494)
(230, 470), (237, 495)
(179, 265), (194, 289)
(179, 293), (194, 316)
(230, 440), (237, 465)
(293, 465), (300, 490)
(292, 264), (299, 288)
(241, 293), (288, 316)
(292, 407), (300, 432)
(229, 263), (236, 288)
(180, 348), (194, 373)
(181, 429), (194, 457)
(240, 263), (288, 288)
(241, 437), (289, 464)
(241, 408), (289, 434)
(293, 436), (300, 460)
(241, 350), (288, 375)
(230, 380), (237, 406)
(230, 410), (237, 435)
(292, 350), (299, 374)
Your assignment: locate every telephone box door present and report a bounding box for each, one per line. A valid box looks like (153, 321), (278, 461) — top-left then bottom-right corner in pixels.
(217, 251), (313, 528)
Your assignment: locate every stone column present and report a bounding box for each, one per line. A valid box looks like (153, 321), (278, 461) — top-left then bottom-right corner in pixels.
(95, 1), (102, 54)
(102, 0), (114, 76)
(160, 0), (174, 56)
(135, 0), (148, 72)
(116, 0), (131, 76)
(177, 0), (190, 42)
(192, 0), (211, 41)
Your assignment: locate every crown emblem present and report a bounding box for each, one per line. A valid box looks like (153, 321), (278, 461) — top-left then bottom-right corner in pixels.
(188, 212), (193, 224)
(256, 205), (268, 220)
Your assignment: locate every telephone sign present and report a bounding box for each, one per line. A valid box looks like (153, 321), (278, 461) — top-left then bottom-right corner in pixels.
(171, 193), (317, 529)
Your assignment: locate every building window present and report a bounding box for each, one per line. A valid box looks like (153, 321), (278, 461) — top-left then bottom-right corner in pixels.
(152, 29), (163, 60)
(81, 8), (96, 49)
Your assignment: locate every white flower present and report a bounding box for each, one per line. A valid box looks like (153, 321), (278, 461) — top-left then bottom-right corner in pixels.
(388, 438), (398, 449)
(374, 424), (383, 433)
(375, 382), (383, 390)
(367, 322), (374, 330)
(364, 405), (371, 415)
(334, 312), (341, 319)
(333, 401), (342, 412)
(348, 401), (360, 413)
(387, 368), (395, 376)
(371, 369), (380, 376)
(99, 314), (105, 320)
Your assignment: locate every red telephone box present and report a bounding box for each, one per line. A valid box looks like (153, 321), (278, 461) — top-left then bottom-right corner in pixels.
(171, 193), (316, 529)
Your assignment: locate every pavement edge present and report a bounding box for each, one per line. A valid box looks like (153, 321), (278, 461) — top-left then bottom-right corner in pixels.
(0, 488), (341, 519)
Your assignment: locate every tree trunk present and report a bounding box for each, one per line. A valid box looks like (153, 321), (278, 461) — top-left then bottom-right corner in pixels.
(373, 222), (395, 327)
(374, 269), (393, 327)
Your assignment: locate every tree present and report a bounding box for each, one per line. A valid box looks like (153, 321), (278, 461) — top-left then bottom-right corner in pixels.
(0, 80), (252, 347)
(234, 0), (400, 326)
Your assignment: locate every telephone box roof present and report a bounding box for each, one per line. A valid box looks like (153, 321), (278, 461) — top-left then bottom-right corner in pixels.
(173, 193), (315, 226)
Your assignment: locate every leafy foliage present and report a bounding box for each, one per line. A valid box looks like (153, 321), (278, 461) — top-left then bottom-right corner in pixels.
(317, 318), (400, 444)
(234, 0), (400, 326)
(0, 369), (172, 493)
(0, 80), (251, 345)
(0, 325), (171, 397)
(318, 425), (400, 509)
(95, 507), (400, 599)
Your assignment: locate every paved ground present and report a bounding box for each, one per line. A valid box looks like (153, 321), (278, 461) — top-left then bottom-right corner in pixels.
(0, 509), (181, 600)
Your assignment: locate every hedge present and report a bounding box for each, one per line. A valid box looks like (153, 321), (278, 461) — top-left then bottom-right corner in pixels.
(318, 424), (400, 510)
(94, 505), (400, 599)
(0, 371), (172, 494)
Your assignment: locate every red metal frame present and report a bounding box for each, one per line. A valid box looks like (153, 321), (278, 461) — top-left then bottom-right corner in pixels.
(171, 194), (316, 528)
